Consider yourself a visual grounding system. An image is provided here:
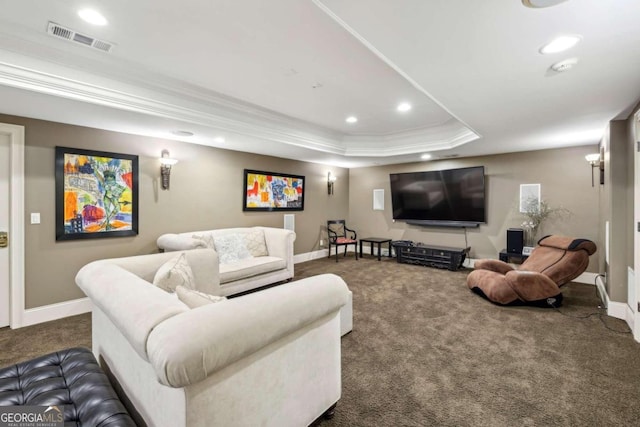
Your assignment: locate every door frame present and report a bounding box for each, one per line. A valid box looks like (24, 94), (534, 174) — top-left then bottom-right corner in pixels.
(634, 110), (640, 342)
(1, 123), (25, 329)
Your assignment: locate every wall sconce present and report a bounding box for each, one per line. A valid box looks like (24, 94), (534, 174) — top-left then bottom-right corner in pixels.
(159, 149), (178, 190)
(585, 153), (600, 187)
(327, 172), (337, 195)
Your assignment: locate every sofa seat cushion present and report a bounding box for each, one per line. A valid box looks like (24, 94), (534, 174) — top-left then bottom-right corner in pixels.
(219, 256), (286, 284)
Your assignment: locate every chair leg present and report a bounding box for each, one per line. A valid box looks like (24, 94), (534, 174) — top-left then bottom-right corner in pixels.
(354, 243), (358, 260)
(335, 245), (339, 262)
(327, 243), (332, 259)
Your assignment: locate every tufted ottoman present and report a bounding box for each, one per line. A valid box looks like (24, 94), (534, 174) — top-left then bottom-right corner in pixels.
(0, 347), (135, 427)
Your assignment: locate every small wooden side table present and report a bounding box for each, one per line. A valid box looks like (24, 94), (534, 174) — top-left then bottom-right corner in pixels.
(359, 237), (393, 261)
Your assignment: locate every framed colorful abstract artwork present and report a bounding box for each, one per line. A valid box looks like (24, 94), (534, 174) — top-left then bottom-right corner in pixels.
(243, 169), (305, 211)
(55, 146), (139, 240)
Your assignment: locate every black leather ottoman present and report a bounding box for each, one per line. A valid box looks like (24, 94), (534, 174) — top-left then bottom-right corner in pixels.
(0, 347), (136, 427)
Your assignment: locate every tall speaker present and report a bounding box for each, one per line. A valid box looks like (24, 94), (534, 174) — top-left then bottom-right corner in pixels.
(507, 228), (524, 254)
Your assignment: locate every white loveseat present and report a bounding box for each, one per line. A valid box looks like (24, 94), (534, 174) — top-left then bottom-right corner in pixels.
(76, 249), (350, 427)
(157, 227), (295, 296)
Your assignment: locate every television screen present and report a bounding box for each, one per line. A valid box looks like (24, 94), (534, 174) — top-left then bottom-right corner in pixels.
(389, 166), (486, 226)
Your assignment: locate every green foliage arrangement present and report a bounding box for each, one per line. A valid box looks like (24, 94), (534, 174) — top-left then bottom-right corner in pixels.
(520, 198), (570, 245)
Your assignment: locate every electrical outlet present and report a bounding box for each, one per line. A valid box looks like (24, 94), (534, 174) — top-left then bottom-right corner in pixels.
(320, 239), (324, 246)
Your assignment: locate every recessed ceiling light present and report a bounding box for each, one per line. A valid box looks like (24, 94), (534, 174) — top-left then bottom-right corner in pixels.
(346, 116), (358, 124)
(522, 0), (569, 8)
(539, 35), (581, 54)
(550, 57), (578, 72)
(213, 137), (225, 143)
(397, 103), (412, 112)
(421, 153), (432, 160)
(78, 9), (108, 26)
(172, 130), (194, 137)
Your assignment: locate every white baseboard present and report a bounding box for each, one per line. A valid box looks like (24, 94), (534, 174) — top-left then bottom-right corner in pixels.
(573, 272), (599, 286)
(20, 297), (92, 328)
(594, 275), (631, 325)
(14, 256), (622, 332)
(17, 249), (327, 327)
(294, 249), (328, 264)
(606, 300), (630, 323)
(624, 304), (635, 331)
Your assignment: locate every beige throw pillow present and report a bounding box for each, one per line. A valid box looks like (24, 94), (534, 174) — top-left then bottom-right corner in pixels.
(153, 253), (195, 292)
(175, 285), (226, 308)
(244, 229), (269, 257)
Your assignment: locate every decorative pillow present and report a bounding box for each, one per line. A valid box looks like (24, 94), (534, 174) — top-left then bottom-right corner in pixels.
(213, 234), (252, 264)
(192, 233), (216, 249)
(175, 285), (226, 309)
(152, 253), (196, 292)
(244, 229), (268, 257)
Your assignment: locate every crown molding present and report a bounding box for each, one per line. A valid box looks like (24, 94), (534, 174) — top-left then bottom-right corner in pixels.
(343, 119), (478, 156)
(0, 59), (346, 152)
(0, 50), (479, 159)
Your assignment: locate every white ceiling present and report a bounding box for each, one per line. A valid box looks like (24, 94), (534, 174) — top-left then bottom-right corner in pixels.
(0, 0), (639, 167)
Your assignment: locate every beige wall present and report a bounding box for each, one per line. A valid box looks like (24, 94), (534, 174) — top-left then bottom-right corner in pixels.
(3, 111), (607, 309)
(1, 115), (348, 308)
(348, 146), (600, 270)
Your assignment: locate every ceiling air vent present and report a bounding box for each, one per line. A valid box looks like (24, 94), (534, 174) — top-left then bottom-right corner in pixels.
(47, 22), (114, 53)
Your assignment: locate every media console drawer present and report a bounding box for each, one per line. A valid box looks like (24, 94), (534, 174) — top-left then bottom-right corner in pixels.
(394, 244), (469, 271)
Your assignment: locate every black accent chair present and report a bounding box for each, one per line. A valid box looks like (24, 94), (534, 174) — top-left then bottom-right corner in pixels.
(327, 219), (358, 262)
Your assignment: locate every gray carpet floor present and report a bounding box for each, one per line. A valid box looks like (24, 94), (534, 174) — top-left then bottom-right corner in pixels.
(2, 255), (639, 426)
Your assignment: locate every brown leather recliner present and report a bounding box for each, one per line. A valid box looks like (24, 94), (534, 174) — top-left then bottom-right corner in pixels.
(466, 235), (597, 306)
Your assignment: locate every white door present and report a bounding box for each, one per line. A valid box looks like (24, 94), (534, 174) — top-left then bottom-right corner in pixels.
(0, 133), (10, 327)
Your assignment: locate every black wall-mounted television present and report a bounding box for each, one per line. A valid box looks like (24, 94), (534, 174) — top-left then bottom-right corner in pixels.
(389, 166), (486, 228)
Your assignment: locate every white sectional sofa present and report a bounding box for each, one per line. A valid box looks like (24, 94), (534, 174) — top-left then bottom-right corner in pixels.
(76, 249), (350, 427)
(157, 226), (353, 336)
(157, 227), (295, 296)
